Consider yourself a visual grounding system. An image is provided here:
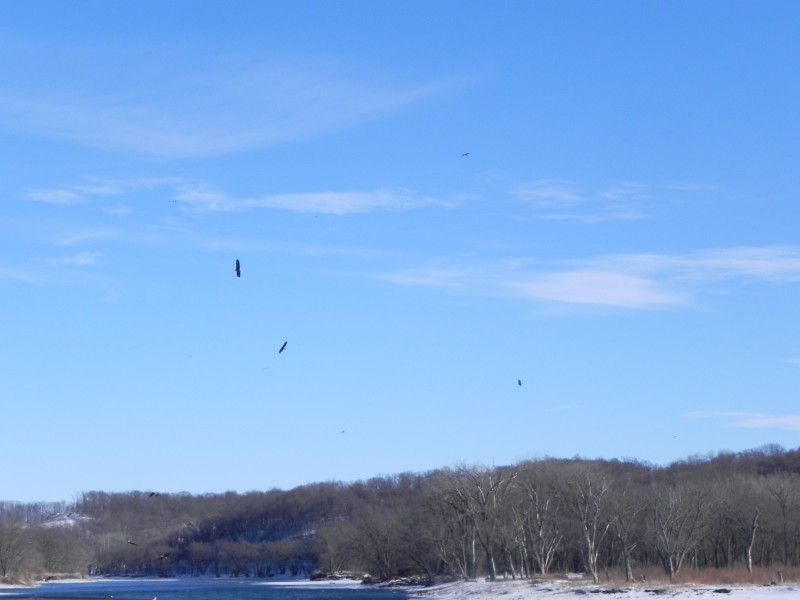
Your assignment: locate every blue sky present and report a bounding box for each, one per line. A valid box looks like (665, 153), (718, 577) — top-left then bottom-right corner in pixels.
(2, 1), (799, 503)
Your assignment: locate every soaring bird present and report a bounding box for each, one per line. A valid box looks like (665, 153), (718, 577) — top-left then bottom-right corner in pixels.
(518, 379), (522, 386)
(127, 540), (138, 546)
(462, 152), (470, 156)
(279, 341), (288, 353)
(234, 259), (241, 278)
(158, 553), (170, 561)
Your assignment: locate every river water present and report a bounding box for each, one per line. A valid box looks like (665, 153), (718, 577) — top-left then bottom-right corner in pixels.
(0, 579), (412, 600)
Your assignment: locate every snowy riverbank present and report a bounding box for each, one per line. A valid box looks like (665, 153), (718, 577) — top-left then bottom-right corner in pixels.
(407, 578), (800, 600)
(3, 576), (799, 600)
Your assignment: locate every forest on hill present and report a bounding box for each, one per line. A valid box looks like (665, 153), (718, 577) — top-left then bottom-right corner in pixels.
(3, 445), (800, 586)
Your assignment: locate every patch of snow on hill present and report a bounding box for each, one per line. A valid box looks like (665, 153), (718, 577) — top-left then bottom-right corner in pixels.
(38, 512), (91, 528)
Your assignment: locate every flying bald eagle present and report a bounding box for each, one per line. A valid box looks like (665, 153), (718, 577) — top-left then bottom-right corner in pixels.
(234, 259), (241, 277)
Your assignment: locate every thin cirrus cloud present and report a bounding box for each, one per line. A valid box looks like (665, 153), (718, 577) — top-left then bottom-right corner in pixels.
(175, 185), (452, 215)
(56, 227), (158, 247)
(23, 177), (454, 216)
(25, 177), (184, 206)
(380, 263), (683, 309)
(0, 266), (41, 285)
(0, 52), (452, 159)
(509, 270), (682, 308)
(47, 251), (103, 267)
(685, 411), (800, 431)
(510, 179), (654, 222)
(380, 246), (800, 310)
(0, 252), (102, 286)
(26, 188), (85, 205)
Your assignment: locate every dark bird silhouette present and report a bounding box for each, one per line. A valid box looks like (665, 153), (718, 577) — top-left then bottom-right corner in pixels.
(158, 553), (170, 561)
(462, 152), (470, 156)
(279, 341), (287, 353)
(149, 491), (160, 497)
(127, 540), (138, 546)
(234, 259), (241, 278)
(518, 379), (522, 386)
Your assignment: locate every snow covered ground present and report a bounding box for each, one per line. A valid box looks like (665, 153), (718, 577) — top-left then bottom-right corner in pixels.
(2, 576), (798, 600)
(407, 578), (800, 600)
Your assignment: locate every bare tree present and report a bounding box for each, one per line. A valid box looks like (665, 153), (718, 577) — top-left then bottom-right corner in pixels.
(650, 481), (707, 582)
(354, 505), (401, 581)
(706, 474), (765, 573)
(428, 476), (476, 579)
(609, 481), (647, 582)
(0, 523), (30, 580)
(314, 519), (358, 574)
(564, 464), (613, 584)
(448, 465), (518, 581)
(33, 527), (91, 575)
(765, 472), (800, 566)
(515, 461), (563, 576)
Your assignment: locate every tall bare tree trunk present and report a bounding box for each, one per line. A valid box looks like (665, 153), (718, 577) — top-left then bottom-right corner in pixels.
(746, 509), (759, 575)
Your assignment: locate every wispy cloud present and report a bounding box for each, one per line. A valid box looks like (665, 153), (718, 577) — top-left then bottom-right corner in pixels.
(25, 177), (184, 208)
(379, 245), (800, 309)
(175, 185), (452, 215)
(57, 228), (122, 246)
(196, 234), (394, 259)
(677, 247), (800, 283)
(1, 253), (104, 288)
(104, 205), (134, 217)
(48, 251), (103, 267)
(24, 176), (453, 217)
(244, 190), (451, 215)
(510, 179), (654, 222)
(510, 270), (682, 308)
(0, 266), (41, 285)
(685, 411), (800, 431)
(379, 265), (488, 294)
(26, 188), (85, 205)
(381, 263), (683, 309)
(0, 51), (452, 158)
(589, 246), (800, 284)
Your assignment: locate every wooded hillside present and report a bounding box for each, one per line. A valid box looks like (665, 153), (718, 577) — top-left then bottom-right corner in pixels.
(3, 445), (800, 585)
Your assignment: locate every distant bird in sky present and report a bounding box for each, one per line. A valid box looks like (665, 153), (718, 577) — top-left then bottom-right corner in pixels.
(462, 152), (470, 156)
(127, 540), (138, 546)
(518, 379), (522, 386)
(234, 259), (241, 278)
(279, 341), (287, 353)
(149, 491), (160, 497)
(158, 553), (170, 560)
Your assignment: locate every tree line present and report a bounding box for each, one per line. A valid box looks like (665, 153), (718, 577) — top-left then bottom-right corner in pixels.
(2, 444), (800, 585)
